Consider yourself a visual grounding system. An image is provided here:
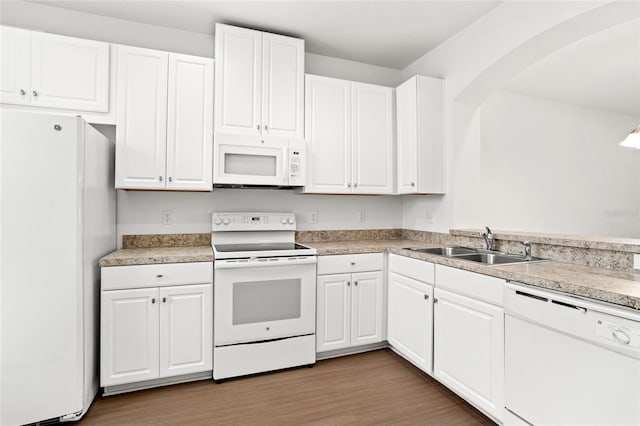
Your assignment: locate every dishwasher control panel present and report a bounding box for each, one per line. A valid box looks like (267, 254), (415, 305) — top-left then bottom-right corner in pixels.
(596, 318), (640, 348)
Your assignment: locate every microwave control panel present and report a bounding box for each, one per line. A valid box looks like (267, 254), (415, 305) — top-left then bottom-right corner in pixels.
(289, 149), (305, 186)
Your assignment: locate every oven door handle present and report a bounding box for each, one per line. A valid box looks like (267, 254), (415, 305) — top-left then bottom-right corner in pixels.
(215, 256), (317, 269)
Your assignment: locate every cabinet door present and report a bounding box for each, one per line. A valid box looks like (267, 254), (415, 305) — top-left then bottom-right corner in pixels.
(115, 46), (168, 189)
(261, 33), (304, 140)
(159, 284), (212, 378)
(166, 54), (213, 190)
(304, 75), (352, 193)
(387, 272), (433, 374)
(0, 26), (31, 105)
(101, 288), (160, 386)
(352, 83), (394, 194)
(433, 288), (504, 421)
(214, 24), (262, 136)
(316, 274), (351, 352)
(30, 32), (109, 112)
(351, 271), (384, 347)
(396, 76), (418, 194)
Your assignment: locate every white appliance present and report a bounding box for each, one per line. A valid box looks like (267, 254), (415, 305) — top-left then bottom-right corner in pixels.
(213, 134), (305, 187)
(0, 110), (116, 425)
(504, 282), (640, 426)
(212, 212), (316, 380)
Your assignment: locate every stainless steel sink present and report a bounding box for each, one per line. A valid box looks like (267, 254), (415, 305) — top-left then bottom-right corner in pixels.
(404, 245), (547, 266)
(455, 253), (545, 266)
(406, 246), (478, 256)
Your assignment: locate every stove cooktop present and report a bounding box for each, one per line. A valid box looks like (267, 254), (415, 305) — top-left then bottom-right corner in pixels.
(214, 243), (311, 253)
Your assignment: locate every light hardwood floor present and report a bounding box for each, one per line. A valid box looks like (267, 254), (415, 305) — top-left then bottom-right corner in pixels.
(81, 349), (494, 425)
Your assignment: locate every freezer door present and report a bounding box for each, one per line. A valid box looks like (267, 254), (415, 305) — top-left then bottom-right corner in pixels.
(1, 110), (85, 425)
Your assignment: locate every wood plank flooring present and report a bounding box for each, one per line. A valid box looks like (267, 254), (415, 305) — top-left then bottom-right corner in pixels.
(81, 349), (494, 425)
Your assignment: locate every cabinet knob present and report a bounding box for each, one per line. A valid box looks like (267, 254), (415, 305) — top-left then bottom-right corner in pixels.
(424, 294), (429, 300)
(434, 298), (438, 303)
(410, 182), (415, 187)
(350, 262), (356, 266)
(354, 183), (358, 188)
(159, 176), (163, 182)
(162, 297), (167, 303)
(256, 124), (261, 131)
(264, 125), (268, 131)
(151, 298), (156, 304)
(168, 177), (172, 183)
(19, 89), (26, 95)
(347, 183), (352, 188)
(32, 90), (38, 97)
(347, 281), (351, 286)
(354, 281), (358, 286)
(156, 274), (163, 278)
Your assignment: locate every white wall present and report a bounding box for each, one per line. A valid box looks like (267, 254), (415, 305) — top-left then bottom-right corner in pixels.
(460, 91), (639, 238)
(116, 190), (401, 245)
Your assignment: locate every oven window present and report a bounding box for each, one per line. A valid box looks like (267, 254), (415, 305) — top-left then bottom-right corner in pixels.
(232, 279), (301, 325)
(224, 153), (277, 177)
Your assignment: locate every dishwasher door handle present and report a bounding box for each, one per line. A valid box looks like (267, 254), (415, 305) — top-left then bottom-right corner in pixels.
(551, 299), (587, 313)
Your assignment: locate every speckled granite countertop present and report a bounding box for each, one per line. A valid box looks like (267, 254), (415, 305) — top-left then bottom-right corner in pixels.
(306, 240), (640, 310)
(98, 238), (640, 310)
(99, 246), (213, 267)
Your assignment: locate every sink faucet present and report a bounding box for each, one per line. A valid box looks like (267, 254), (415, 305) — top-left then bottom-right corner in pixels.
(523, 241), (532, 260)
(481, 226), (495, 251)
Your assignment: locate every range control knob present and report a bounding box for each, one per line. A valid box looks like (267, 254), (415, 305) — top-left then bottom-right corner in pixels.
(281, 217), (288, 225)
(223, 218), (230, 225)
(214, 218), (222, 225)
(288, 217), (295, 225)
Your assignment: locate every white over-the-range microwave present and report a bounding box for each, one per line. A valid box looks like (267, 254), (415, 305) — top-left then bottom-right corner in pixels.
(213, 134), (305, 188)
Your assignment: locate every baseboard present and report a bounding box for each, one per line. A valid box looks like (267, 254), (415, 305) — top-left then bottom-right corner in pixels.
(102, 371), (213, 396)
(316, 341), (388, 360)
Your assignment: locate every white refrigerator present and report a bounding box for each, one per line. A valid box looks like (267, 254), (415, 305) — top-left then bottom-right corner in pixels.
(1, 110), (116, 425)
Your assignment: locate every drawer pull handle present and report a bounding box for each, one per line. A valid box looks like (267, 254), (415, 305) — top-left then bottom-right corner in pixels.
(156, 274), (163, 278)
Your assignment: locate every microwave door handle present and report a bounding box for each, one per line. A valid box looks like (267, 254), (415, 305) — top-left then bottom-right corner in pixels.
(282, 148), (288, 183)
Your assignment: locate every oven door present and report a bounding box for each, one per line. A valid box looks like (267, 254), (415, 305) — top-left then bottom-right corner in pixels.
(213, 141), (288, 186)
(214, 256), (316, 346)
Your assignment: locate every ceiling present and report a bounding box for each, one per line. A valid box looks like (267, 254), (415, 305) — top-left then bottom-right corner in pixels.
(506, 19), (640, 116)
(28, 0), (499, 69)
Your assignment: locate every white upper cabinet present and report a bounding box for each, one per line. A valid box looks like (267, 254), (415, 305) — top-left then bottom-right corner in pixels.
(116, 46), (169, 190)
(396, 75), (445, 194)
(115, 45), (213, 191)
(304, 75), (352, 194)
(215, 24), (304, 140)
(166, 54), (214, 190)
(214, 25), (262, 136)
(305, 75), (394, 194)
(0, 26), (31, 105)
(1, 26), (109, 112)
(262, 32), (304, 139)
(352, 82), (394, 194)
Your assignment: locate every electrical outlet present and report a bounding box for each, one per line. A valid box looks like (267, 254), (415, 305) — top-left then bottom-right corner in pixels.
(358, 210), (366, 223)
(309, 211), (318, 224)
(161, 210), (173, 225)
(425, 211), (434, 224)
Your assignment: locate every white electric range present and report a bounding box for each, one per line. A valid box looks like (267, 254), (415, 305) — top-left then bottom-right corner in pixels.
(211, 212), (317, 380)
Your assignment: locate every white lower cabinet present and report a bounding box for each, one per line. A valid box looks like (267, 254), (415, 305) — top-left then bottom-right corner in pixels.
(101, 263), (213, 388)
(387, 254), (435, 374)
(433, 265), (505, 422)
(316, 254), (385, 353)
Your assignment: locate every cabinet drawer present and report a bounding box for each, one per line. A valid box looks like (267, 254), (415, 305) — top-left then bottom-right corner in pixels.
(102, 262), (212, 291)
(389, 254), (434, 284)
(435, 265), (504, 306)
(317, 253), (383, 275)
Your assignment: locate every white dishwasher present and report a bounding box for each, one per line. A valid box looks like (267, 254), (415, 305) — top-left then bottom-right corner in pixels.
(504, 282), (640, 426)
